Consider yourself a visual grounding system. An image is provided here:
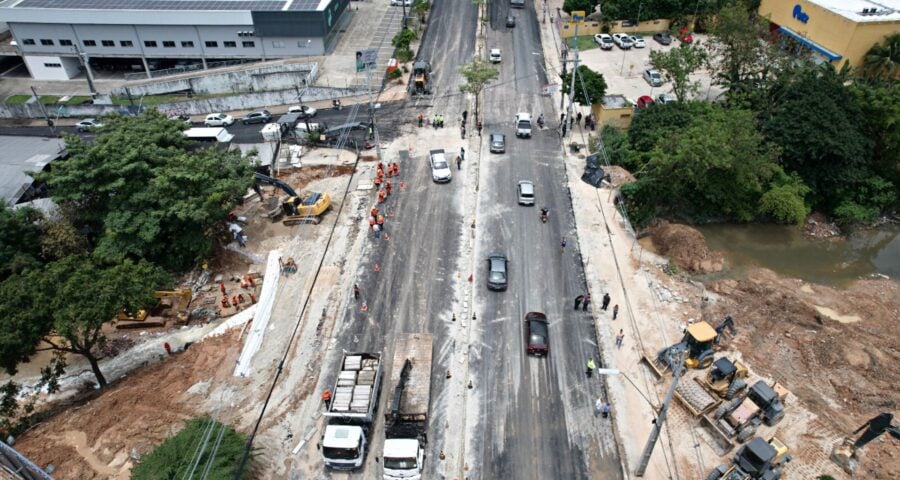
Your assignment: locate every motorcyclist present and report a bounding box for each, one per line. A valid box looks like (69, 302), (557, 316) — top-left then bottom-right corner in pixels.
(540, 207), (549, 222)
(537, 113), (545, 129)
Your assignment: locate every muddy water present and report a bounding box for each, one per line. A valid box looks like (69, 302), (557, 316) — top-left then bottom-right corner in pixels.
(694, 223), (900, 287)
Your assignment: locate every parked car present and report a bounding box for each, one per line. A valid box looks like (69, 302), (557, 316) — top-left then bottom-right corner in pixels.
(75, 118), (103, 132)
(167, 114), (192, 125)
(679, 30), (694, 44)
(429, 149), (452, 183)
(653, 32), (673, 46)
(288, 105), (317, 118)
(630, 35), (646, 48)
(490, 132), (506, 153)
(489, 48), (502, 63)
(486, 253), (508, 291)
(636, 95), (655, 109)
(241, 110), (272, 125)
(390, 0), (411, 6)
(517, 180), (535, 205)
(525, 312), (549, 356)
(656, 93), (676, 104)
(204, 113), (234, 127)
(506, 15), (516, 27)
(594, 34), (614, 50)
(643, 68), (663, 87)
(612, 33), (633, 49)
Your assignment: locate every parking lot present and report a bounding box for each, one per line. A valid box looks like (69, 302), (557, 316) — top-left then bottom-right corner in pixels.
(571, 32), (725, 106)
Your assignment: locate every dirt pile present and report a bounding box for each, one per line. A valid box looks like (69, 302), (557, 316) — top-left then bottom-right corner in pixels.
(648, 220), (724, 273)
(14, 330), (240, 479)
(704, 269), (900, 479)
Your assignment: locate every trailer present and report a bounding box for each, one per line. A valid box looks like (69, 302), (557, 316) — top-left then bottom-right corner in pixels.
(321, 352), (383, 470)
(383, 333), (433, 480)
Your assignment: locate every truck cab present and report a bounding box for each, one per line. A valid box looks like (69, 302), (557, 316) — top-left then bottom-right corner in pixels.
(322, 424), (366, 470)
(383, 438), (424, 479)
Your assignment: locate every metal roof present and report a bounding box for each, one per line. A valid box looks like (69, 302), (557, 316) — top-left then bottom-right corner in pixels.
(0, 135), (65, 206)
(12, 0), (328, 11)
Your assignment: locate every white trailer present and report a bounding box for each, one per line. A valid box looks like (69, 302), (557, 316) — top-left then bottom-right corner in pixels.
(383, 334), (433, 480)
(321, 352), (383, 470)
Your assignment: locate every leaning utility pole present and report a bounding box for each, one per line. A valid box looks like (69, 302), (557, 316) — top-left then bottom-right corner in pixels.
(30, 86), (56, 135)
(365, 61), (382, 161)
(635, 351), (686, 476)
(565, 12), (583, 138)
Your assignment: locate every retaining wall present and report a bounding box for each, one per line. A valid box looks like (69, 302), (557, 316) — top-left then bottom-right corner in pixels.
(113, 62), (320, 97)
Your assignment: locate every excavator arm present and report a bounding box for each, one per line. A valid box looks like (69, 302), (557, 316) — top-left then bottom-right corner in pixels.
(254, 172), (299, 198)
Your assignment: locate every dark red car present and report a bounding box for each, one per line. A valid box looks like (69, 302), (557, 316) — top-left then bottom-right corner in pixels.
(525, 312), (549, 356)
(636, 95), (655, 109)
(678, 27), (694, 44)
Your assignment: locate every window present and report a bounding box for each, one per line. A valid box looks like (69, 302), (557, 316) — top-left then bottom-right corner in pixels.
(22, 39), (35, 45)
(205, 41), (218, 48)
(43, 63), (62, 68)
(181, 41), (194, 48)
(101, 40), (114, 47)
(272, 40), (285, 48)
(144, 40), (157, 47)
(242, 41), (255, 48)
(224, 41), (236, 48)
(83, 40), (96, 46)
(298, 40), (312, 48)
(162, 41), (175, 48)
(120, 40), (133, 47)
(40, 39), (54, 46)
(59, 39), (73, 46)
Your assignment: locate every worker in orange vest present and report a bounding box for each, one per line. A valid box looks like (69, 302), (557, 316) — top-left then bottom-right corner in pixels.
(374, 175), (382, 188)
(385, 181), (392, 196)
(377, 215), (385, 228)
(370, 207), (379, 219)
(392, 163), (400, 177)
(369, 217), (376, 230)
(378, 189), (386, 203)
(322, 389), (332, 409)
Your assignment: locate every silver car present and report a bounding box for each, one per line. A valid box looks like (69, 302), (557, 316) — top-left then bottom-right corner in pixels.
(517, 181), (535, 205)
(490, 133), (506, 153)
(429, 149), (452, 183)
(643, 68), (663, 87)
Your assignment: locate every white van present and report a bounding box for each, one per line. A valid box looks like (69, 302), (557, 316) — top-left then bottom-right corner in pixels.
(183, 127), (234, 143)
(515, 112), (532, 138)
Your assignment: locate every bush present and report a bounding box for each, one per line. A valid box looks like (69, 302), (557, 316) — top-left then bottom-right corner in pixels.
(396, 47), (414, 63)
(391, 29), (417, 50)
(833, 175), (897, 223)
(131, 418), (250, 480)
(758, 174), (810, 224)
(596, 124), (637, 171)
(388, 68), (403, 80)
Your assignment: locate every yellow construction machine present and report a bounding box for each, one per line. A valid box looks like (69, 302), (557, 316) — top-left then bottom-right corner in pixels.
(643, 321), (719, 377)
(705, 436), (791, 480)
(253, 172), (331, 225)
(116, 290), (193, 329)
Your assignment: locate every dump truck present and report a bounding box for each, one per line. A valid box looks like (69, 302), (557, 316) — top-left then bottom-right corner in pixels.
(382, 334), (433, 480)
(705, 436), (791, 480)
(321, 352), (383, 470)
(253, 172), (331, 225)
(411, 61), (432, 96)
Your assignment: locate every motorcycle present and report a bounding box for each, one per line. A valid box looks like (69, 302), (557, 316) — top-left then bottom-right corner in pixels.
(540, 208), (549, 223)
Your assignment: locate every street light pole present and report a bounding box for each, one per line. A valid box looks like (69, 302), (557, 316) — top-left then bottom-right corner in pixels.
(635, 353), (685, 477)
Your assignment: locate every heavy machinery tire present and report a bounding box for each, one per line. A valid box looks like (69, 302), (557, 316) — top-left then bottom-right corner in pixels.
(715, 398), (741, 420)
(737, 424), (757, 443)
(698, 353), (714, 369)
(725, 379), (747, 400)
(705, 465), (729, 480)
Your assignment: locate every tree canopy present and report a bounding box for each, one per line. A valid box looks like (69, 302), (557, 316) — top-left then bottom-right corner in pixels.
(0, 205), (44, 281)
(460, 57), (500, 122)
(562, 0), (595, 15)
(34, 110), (254, 270)
(862, 33), (900, 81)
(560, 64), (608, 105)
(650, 43), (708, 101)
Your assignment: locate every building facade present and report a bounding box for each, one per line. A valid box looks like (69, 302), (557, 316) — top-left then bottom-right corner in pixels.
(2, 0), (350, 80)
(759, 0), (900, 70)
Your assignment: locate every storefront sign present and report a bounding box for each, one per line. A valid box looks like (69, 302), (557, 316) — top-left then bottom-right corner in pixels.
(792, 4), (810, 24)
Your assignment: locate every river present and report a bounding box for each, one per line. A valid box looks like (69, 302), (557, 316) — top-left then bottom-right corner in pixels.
(693, 223), (900, 287)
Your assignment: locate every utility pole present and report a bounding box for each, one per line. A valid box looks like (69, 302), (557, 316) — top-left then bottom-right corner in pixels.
(365, 62), (381, 161)
(73, 44), (98, 99)
(295, 84), (311, 132)
(565, 13), (583, 139)
(635, 352), (685, 476)
(30, 86), (56, 135)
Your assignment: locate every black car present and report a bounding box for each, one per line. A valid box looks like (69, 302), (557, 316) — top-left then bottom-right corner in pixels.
(525, 312), (549, 356)
(242, 110), (272, 124)
(489, 133), (506, 153)
(506, 15), (515, 27)
(653, 32), (673, 46)
(487, 253), (508, 290)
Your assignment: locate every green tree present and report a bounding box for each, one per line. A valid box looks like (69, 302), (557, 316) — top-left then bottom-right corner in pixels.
(759, 64), (874, 216)
(862, 33), (900, 81)
(596, 124), (636, 171)
(650, 43), (709, 101)
(562, 0), (595, 15)
(851, 81), (900, 185)
(131, 418), (250, 480)
(391, 29), (417, 50)
(0, 256), (170, 387)
(0, 204), (44, 281)
(560, 64), (607, 105)
(459, 57), (500, 123)
(757, 173), (811, 224)
(35, 110), (254, 270)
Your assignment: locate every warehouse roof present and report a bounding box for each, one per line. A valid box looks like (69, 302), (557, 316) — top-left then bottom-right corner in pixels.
(0, 135), (66, 206)
(10, 0), (331, 11)
(808, 0), (900, 22)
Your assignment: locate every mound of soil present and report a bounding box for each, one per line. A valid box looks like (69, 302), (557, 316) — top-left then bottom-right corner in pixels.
(648, 221), (724, 273)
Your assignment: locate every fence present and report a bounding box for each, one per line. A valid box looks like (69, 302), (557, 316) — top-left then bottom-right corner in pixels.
(123, 59), (253, 81)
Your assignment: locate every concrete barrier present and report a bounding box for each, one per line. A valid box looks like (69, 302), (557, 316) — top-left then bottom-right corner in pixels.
(114, 62), (320, 97)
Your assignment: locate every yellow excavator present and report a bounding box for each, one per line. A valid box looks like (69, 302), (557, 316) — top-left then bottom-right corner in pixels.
(253, 172), (331, 225)
(643, 321), (719, 377)
(116, 290), (192, 328)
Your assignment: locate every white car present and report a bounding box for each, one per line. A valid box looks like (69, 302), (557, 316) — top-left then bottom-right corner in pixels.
(594, 34), (614, 50)
(612, 33), (633, 49)
(656, 93), (677, 104)
(390, 0), (412, 5)
(75, 118), (103, 132)
(288, 105), (317, 118)
(204, 113), (234, 127)
(515, 112), (532, 138)
(429, 149), (452, 183)
(489, 48), (502, 63)
(631, 35), (646, 48)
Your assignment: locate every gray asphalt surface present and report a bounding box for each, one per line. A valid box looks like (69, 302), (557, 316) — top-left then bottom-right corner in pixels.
(463, 1), (624, 479)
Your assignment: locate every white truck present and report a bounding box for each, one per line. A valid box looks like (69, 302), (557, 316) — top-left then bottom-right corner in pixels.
(382, 334), (433, 480)
(321, 352), (383, 470)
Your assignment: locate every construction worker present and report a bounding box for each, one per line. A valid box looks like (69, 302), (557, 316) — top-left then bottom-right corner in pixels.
(392, 162), (400, 177)
(377, 215), (385, 231)
(378, 189), (386, 203)
(221, 296), (229, 309)
(371, 207), (379, 219)
(353, 284), (360, 300)
(586, 358), (596, 377)
(369, 217), (376, 230)
(418, 113), (424, 127)
(374, 175), (382, 188)
(385, 181), (392, 196)
(322, 389), (332, 409)
(377, 161), (385, 174)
